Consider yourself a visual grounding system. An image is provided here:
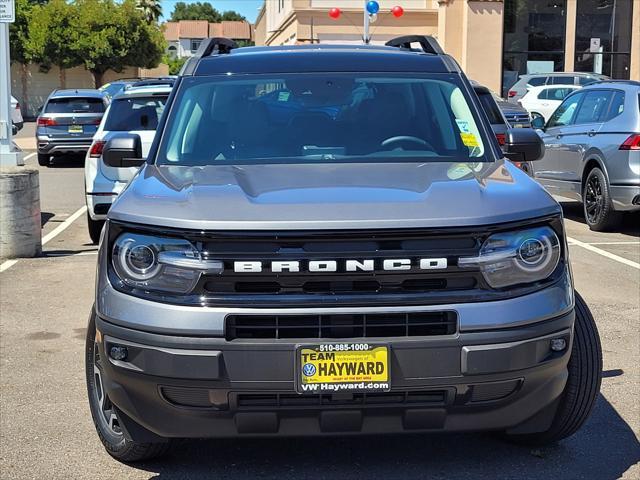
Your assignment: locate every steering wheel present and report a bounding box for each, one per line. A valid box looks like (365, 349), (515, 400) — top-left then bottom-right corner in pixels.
(380, 136), (434, 151)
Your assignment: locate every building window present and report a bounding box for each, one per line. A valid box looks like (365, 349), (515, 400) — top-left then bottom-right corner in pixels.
(167, 45), (177, 58)
(502, 0), (567, 96)
(574, 0), (634, 79)
(191, 39), (202, 52)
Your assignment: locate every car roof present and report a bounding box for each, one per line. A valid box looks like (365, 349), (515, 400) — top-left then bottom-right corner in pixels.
(192, 44), (454, 76)
(521, 72), (606, 78)
(581, 80), (640, 91)
(49, 89), (105, 99)
(112, 85), (173, 99)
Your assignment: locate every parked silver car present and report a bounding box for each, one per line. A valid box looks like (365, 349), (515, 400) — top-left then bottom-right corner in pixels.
(531, 81), (640, 230)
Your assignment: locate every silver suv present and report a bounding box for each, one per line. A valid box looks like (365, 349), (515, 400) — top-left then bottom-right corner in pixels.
(531, 81), (640, 230)
(36, 89), (108, 166)
(85, 36), (602, 462)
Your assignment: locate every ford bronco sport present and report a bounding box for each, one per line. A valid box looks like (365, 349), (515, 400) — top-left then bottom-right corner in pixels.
(85, 36), (602, 462)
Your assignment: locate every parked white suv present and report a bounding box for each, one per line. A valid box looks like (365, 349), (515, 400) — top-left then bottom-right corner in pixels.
(518, 85), (582, 123)
(84, 84), (171, 243)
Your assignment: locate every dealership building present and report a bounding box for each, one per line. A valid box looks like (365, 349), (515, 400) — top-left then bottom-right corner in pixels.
(255, 0), (640, 96)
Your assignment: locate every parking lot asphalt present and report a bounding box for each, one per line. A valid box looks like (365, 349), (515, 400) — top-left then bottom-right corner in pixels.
(1, 141), (638, 479)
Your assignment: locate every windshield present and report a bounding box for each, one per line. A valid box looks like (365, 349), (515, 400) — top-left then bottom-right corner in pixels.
(158, 73), (488, 166)
(104, 96), (168, 131)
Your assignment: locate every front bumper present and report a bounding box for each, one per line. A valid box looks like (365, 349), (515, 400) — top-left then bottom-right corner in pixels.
(95, 309), (574, 440)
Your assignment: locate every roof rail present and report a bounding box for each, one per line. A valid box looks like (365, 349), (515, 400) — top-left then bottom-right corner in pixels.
(589, 79), (640, 87)
(194, 37), (238, 58)
(385, 35), (444, 55)
(180, 37), (238, 76)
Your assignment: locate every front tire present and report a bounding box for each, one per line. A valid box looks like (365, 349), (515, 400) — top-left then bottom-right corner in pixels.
(85, 311), (171, 462)
(87, 212), (104, 245)
(37, 153), (50, 167)
(504, 292), (602, 445)
(583, 167), (620, 231)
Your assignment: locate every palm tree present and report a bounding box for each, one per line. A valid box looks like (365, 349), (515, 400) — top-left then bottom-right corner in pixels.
(136, 0), (162, 23)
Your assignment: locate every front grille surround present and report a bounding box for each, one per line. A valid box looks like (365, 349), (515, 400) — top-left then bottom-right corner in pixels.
(107, 215), (566, 307)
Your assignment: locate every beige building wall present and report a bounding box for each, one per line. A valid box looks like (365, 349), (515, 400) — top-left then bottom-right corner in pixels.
(10, 64), (164, 118)
(256, 0), (640, 86)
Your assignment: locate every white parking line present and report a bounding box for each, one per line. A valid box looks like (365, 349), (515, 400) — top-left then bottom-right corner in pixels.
(0, 205), (87, 274)
(0, 260), (18, 273)
(41, 205), (87, 246)
(567, 236), (640, 270)
(23, 152), (36, 162)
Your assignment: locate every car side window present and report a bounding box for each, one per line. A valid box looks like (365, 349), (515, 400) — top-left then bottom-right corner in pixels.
(574, 90), (613, 125)
(551, 76), (574, 85)
(546, 92), (584, 128)
(527, 77), (546, 87)
(602, 91), (625, 121)
(537, 89), (548, 100)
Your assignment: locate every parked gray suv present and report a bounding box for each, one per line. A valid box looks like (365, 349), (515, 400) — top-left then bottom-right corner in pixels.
(36, 89), (108, 166)
(531, 81), (640, 230)
(85, 36), (602, 462)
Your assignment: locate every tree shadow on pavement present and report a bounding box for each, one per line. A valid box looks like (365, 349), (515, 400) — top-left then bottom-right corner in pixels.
(560, 201), (640, 238)
(134, 393), (639, 480)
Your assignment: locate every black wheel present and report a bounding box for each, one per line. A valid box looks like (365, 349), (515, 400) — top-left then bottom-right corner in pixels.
(504, 292), (602, 445)
(37, 153), (50, 167)
(583, 167), (620, 231)
(85, 311), (171, 462)
(87, 212), (105, 245)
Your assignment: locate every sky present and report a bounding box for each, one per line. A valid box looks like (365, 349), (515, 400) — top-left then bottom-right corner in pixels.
(161, 0), (264, 23)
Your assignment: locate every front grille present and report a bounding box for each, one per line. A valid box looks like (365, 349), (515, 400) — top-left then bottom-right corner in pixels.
(226, 312), (457, 340)
(194, 229), (484, 306)
(235, 390), (448, 410)
(505, 113), (531, 125)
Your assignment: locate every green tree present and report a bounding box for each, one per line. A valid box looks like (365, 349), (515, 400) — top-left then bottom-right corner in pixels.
(136, 0), (162, 24)
(73, 0), (165, 87)
(220, 10), (246, 22)
(163, 55), (187, 75)
(9, 0), (42, 114)
(169, 1), (221, 22)
(27, 0), (83, 88)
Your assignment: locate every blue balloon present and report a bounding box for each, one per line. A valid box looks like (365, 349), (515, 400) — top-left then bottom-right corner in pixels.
(366, 0), (380, 14)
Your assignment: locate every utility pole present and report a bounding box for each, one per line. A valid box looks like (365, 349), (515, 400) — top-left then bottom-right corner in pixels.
(0, 0), (22, 167)
(0, 0), (42, 260)
(363, 0), (370, 44)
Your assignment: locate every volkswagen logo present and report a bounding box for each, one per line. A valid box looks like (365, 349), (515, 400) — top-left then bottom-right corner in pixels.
(302, 363), (316, 377)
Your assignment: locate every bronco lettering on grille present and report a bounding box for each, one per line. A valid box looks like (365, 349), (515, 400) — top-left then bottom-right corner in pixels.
(233, 258), (448, 273)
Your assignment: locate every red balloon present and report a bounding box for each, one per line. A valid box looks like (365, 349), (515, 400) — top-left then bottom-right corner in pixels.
(391, 5), (404, 17)
(329, 7), (341, 19)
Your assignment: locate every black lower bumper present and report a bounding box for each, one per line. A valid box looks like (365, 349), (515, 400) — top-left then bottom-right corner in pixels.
(95, 311), (574, 440)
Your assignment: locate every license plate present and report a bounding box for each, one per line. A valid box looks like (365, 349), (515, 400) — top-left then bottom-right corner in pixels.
(297, 343), (390, 394)
(68, 125), (83, 133)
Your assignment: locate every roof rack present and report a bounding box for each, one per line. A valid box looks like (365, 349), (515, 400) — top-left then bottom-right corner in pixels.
(385, 35), (444, 55)
(129, 77), (176, 88)
(180, 37), (238, 76)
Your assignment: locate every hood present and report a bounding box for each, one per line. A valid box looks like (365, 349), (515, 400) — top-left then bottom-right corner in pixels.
(108, 160), (560, 230)
(496, 99), (528, 115)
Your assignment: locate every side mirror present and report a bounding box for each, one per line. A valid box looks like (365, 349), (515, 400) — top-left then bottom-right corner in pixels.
(503, 128), (544, 162)
(531, 115), (546, 130)
(103, 133), (144, 168)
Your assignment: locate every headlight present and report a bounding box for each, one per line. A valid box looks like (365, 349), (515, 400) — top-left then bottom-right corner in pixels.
(458, 226), (561, 288)
(112, 233), (223, 294)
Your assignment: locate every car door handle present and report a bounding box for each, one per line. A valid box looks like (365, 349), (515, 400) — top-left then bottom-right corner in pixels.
(588, 130), (597, 137)
(556, 135), (562, 139)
